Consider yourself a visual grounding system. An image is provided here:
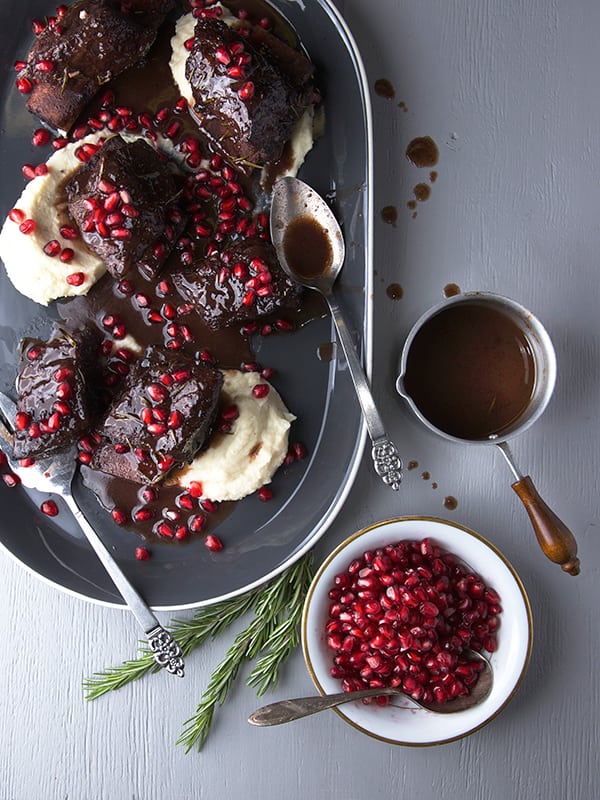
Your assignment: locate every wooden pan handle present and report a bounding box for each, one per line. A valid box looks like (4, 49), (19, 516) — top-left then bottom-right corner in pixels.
(511, 475), (580, 575)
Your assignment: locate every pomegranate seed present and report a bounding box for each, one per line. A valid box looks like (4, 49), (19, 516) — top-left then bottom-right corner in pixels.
(204, 534), (223, 552)
(78, 452), (92, 465)
(238, 81), (255, 100)
(146, 383), (168, 403)
(53, 401), (71, 416)
(43, 240), (61, 257)
(189, 481), (203, 498)
(258, 486), (273, 502)
(59, 224), (78, 240)
(8, 208), (25, 224)
(19, 219), (36, 235)
(3, 473), (21, 488)
(275, 319), (294, 332)
(56, 382), (72, 400)
(177, 493), (194, 511)
(185, 508), (206, 534)
(156, 521), (175, 539)
(134, 507), (153, 523)
(158, 455), (174, 472)
(16, 77), (33, 94)
(41, 500), (59, 517)
(66, 270), (87, 288)
(35, 59), (55, 74)
(252, 383), (269, 399)
(215, 45), (231, 65)
(135, 546), (151, 560)
(15, 411), (31, 430)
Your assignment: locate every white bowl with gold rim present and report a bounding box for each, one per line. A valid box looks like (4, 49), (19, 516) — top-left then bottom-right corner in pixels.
(301, 516), (532, 745)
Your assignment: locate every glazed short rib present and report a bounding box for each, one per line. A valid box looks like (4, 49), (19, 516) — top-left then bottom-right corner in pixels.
(185, 17), (315, 171)
(91, 347), (223, 484)
(171, 239), (302, 330)
(65, 135), (186, 280)
(16, 0), (172, 133)
(13, 327), (101, 461)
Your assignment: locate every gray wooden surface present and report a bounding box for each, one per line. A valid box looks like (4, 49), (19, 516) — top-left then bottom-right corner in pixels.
(1, 0), (599, 798)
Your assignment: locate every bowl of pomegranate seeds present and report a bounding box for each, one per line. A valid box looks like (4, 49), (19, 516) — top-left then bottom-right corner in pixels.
(302, 517), (532, 745)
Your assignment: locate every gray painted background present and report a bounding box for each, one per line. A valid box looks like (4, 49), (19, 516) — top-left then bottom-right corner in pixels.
(1, 0), (598, 798)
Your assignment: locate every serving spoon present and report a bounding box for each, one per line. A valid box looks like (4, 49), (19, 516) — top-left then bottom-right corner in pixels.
(270, 177), (402, 491)
(0, 391), (185, 677)
(249, 651), (493, 726)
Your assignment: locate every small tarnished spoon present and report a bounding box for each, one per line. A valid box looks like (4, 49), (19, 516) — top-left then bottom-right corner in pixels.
(249, 651), (493, 726)
(270, 176), (402, 491)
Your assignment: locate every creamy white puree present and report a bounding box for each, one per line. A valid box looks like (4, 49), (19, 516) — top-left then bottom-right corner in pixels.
(174, 369), (295, 502)
(0, 133), (108, 305)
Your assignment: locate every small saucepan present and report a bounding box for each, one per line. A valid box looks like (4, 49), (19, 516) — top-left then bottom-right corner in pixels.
(396, 292), (580, 575)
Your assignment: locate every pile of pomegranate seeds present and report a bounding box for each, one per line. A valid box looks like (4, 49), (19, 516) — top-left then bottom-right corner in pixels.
(326, 538), (502, 706)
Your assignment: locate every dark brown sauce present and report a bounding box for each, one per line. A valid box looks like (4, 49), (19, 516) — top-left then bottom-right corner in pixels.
(421, 471), (430, 480)
(413, 183), (431, 202)
(443, 283), (461, 298)
(317, 341), (335, 362)
(405, 136), (439, 168)
(407, 200), (417, 211)
(430, 171), (438, 183)
(374, 78), (395, 99)
(282, 215), (332, 280)
(398, 101), (408, 112)
(444, 496), (458, 510)
(381, 205), (398, 226)
(431, 482), (438, 489)
(404, 303), (536, 440)
(386, 282), (403, 300)
(407, 460), (418, 470)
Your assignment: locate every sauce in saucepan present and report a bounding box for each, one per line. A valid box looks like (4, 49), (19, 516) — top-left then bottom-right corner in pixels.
(403, 303), (536, 440)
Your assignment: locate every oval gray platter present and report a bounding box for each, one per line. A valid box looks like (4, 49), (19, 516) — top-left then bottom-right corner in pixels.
(0, 0), (372, 609)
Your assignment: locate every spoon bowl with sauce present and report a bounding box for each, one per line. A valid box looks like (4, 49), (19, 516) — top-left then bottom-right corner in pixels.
(396, 292), (580, 575)
(271, 176), (402, 491)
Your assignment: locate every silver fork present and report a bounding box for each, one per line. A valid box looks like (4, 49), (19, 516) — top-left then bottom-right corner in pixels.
(0, 390), (184, 677)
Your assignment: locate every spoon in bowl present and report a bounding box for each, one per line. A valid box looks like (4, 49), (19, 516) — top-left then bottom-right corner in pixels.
(248, 650), (493, 726)
(270, 176), (402, 491)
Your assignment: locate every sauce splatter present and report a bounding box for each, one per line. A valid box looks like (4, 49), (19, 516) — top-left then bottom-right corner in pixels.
(407, 460), (419, 470)
(406, 136), (439, 168)
(443, 283), (461, 298)
(444, 496), (458, 510)
(374, 78), (395, 99)
(413, 183), (431, 202)
(386, 283), (404, 300)
(381, 205), (398, 226)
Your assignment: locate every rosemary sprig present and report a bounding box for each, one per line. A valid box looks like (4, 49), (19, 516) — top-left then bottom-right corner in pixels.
(83, 586), (258, 700)
(176, 553), (314, 752)
(84, 551), (314, 752)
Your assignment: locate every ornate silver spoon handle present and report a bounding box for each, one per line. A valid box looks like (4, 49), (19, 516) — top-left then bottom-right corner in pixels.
(64, 494), (185, 676)
(326, 294), (403, 490)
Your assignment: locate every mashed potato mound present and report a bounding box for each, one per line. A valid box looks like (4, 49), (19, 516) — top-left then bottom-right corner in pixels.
(0, 133), (107, 305)
(175, 369), (295, 502)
